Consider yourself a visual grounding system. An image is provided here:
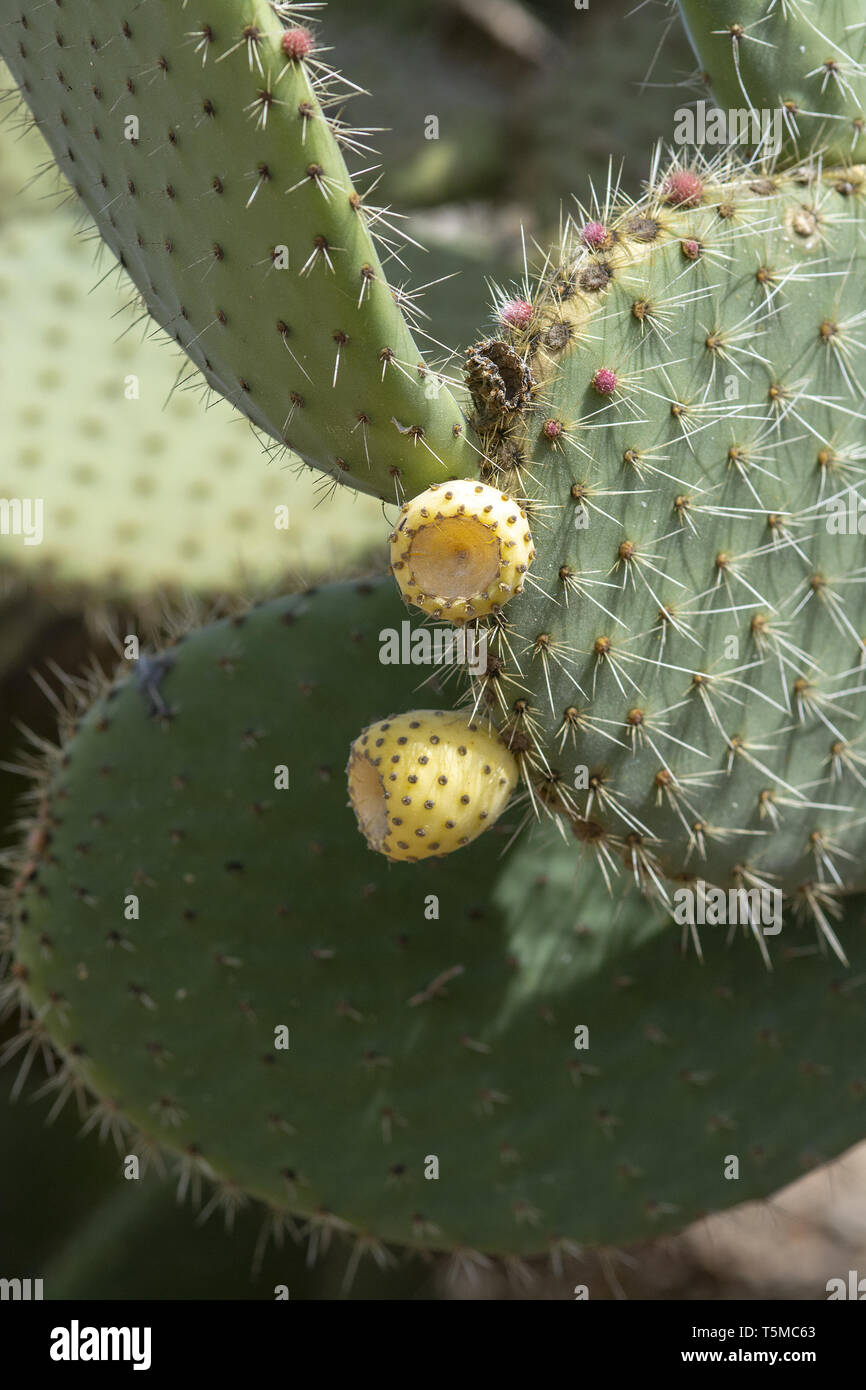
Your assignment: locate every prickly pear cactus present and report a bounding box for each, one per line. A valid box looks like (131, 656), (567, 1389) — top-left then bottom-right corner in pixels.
(3, 0), (866, 1280)
(0, 0), (473, 499)
(6, 579), (866, 1262)
(427, 153), (866, 946)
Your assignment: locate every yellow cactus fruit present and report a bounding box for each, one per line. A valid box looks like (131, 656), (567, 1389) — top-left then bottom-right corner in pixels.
(346, 709), (519, 862)
(388, 479), (535, 622)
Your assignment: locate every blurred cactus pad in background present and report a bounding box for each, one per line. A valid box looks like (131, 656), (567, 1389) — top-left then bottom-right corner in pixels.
(1, 0), (865, 1299)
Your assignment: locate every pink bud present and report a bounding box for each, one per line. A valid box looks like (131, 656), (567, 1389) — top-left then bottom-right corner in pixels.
(281, 27), (314, 61)
(542, 418), (564, 439)
(500, 298), (533, 329)
(662, 169), (704, 208)
(592, 368), (618, 396)
(580, 221), (608, 249)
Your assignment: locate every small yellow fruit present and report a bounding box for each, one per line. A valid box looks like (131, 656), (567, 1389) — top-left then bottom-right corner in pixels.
(389, 479), (534, 622)
(346, 709), (519, 862)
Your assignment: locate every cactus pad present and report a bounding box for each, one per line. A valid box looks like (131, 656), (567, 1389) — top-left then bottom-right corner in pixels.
(439, 155), (866, 931)
(6, 579), (866, 1262)
(677, 0), (866, 166)
(0, 212), (387, 594)
(0, 0), (473, 499)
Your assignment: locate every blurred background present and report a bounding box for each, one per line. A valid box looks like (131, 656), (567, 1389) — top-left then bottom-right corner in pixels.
(1, 0), (864, 1299)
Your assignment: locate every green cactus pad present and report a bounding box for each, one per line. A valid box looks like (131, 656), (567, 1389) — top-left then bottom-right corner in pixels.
(0, 211), (388, 594)
(0, 61), (70, 220)
(6, 578), (866, 1260)
(462, 156), (866, 922)
(0, 0), (474, 500)
(677, 0), (866, 165)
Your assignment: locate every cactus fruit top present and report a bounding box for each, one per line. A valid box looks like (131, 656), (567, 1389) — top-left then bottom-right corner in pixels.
(347, 709), (518, 861)
(389, 481), (535, 622)
(677, 0), (866, 165)
(0, 0), (475, 501)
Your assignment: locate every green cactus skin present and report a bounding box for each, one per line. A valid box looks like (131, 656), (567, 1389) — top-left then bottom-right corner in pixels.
(0, 0), (474, 501)
(0, 1026), (426, 1299)
(0, 61), (69, 220)
(5, 578), (866, 1264)
(450, 154), (866, 941)
(677, 0), (866, 165)
(0, 211), (389, 595)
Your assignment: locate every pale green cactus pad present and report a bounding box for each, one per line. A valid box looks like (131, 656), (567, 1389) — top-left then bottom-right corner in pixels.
(0, 212), (388, 594)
